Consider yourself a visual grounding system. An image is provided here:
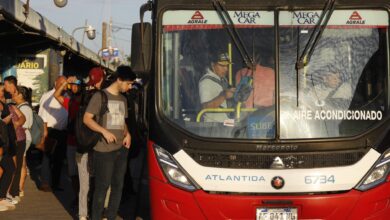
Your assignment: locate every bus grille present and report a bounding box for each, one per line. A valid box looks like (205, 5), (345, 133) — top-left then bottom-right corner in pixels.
(186, 149), (368, 169)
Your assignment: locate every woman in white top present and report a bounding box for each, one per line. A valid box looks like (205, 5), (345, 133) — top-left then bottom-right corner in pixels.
(13, 86), (33, 197)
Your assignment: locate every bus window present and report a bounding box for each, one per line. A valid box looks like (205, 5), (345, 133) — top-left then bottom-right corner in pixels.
(161, 10), (276, 139)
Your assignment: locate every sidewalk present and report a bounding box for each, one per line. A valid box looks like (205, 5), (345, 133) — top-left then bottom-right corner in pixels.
(0, 175), (73, 220)
(0, 148), (149, 220)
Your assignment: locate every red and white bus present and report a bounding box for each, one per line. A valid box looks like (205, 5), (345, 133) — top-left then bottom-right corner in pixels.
(131, 0), (390, 219)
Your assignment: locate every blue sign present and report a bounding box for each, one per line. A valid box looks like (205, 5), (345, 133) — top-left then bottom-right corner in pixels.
(102, 49), (110, 58)
(101, 48), (120, 60)
(247, 114), (275, 138)
(112, 48), (119, 57)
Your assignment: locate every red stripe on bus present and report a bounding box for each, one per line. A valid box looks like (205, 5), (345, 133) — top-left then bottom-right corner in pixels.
(163, 24), (387, 32)
(279, 25), (388, 29)
(163, 24), (274, 32)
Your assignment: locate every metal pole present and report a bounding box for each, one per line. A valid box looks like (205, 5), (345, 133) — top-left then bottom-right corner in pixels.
(102, 22), (107, 49)
(82, 19), (88, 44)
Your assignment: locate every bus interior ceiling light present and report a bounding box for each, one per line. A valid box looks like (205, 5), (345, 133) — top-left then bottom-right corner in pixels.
(153, 144), (198, 191)
(356, 149), (390, 191)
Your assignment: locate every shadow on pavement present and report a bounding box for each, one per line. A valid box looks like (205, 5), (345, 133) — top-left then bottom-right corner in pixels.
(27, 147), (78, 219)
(27, 147), (150, 220)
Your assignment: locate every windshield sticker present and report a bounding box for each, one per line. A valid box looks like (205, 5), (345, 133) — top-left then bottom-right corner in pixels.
(293, 11), (321, 25)
(223, 119), (235, 127)
(248, 114), (275, 138)
(280, 10), (388, 27)
(233, 11), (261, 24)
(163, 10), (274, 32)
(346, 11), (365, 25)
(292, 110), (383, 121)
(188, 11), (207, 24)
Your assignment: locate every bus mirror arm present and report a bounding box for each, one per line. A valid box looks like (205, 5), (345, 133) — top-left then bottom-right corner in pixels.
(131, 2), (153, 76)
(140, 1), (153, 24)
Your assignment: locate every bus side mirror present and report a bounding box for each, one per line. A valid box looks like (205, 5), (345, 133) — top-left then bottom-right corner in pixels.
(131, 22), (152, 75)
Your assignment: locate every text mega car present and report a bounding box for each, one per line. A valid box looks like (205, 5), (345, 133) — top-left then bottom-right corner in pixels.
(130, 0), (390, 219)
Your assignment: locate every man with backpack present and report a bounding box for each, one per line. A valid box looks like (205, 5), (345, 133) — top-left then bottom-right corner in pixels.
(83, 66), (135, 220)
(56, 67), (104, 220)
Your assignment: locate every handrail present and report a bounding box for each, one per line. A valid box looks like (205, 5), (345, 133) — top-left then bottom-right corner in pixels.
(196, 107), (257, 122)
(236, 102), (242, 120)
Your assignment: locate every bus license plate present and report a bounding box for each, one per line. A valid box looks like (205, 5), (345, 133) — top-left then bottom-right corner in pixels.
(256, 207), (298, 220)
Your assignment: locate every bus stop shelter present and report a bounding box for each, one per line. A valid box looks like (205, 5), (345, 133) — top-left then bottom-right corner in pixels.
(0, 0), (113, 105)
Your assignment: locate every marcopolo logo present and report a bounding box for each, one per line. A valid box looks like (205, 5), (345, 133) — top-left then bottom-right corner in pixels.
(293, 11), (320, 25)
(233, 11), (261, 24)
(346, 11), (365, 25)
(188, 11), (207, 24)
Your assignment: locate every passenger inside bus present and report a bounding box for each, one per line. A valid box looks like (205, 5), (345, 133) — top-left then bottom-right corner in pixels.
(178, 31), (209, 121)
(309, 64), (353, 109)
(235, 52), (275, 108)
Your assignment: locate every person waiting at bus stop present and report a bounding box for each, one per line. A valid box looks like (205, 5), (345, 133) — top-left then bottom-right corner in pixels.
(38, 76), (68, 192)
(199, 52), (236, 122)
(83, 66), (135, 220)
(54, 67), (104, 220)
(4, 76), (26, 204)
(54, 75), (83, 211)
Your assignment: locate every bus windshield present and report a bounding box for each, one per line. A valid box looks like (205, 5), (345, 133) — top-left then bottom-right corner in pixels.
(279, 10), (388, 138)
(160, 9), (389, 140)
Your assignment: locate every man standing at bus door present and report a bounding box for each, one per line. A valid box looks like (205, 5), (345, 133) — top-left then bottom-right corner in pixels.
(199, 52), (236, 122)
(83, 66), (135, 220)
(77, 67), (104, 220)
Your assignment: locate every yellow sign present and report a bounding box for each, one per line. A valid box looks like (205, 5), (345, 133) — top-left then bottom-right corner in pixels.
(17, 57), (44, 69)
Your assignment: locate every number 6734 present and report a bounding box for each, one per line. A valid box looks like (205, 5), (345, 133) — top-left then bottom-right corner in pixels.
(304, 175), (335, 184)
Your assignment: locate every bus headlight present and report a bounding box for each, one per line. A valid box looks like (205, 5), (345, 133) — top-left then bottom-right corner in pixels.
(356, 150), (390, 191)
(154, 144), (199, 191)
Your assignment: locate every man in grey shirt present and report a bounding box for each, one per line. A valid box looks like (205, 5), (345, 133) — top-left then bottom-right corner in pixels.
(83, 66), (135, 220)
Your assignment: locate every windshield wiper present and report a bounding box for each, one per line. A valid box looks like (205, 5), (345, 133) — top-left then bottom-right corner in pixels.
(296, 0), (336, 70)
(212, 0), (254, 69)
(295, 0), (336, 107)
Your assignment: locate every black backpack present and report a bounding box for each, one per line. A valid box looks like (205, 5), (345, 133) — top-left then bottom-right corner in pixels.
(75, 90), (108, 153)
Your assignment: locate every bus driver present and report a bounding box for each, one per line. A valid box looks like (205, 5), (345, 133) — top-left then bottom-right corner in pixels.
(199, 52), (236, 122)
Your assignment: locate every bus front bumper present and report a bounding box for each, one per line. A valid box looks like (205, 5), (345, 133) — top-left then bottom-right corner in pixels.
(150, 177), (390, 220)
